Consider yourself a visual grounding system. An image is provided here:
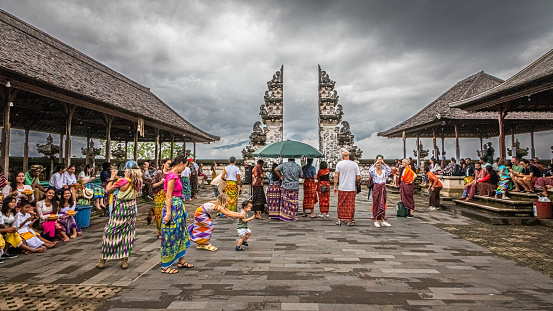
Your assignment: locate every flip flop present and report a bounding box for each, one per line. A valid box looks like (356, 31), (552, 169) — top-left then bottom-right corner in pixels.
(178, 262), (194, 269)
(161, 267), (179, 274)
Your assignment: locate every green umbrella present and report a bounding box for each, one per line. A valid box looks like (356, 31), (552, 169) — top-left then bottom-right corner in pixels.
(252, 140), (324, 158)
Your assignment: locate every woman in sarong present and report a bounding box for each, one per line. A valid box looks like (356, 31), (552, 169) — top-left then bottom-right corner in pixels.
(368, 157), (391, 227)
(223, 157), (242, 212)
(495, 158), (511, 200)
(36, 187), (69, 242)
(58, 188), (82, 238)
(400, 158), (416, 218)
(302, 158), (318, 218)
(96, 161), (142, 270)
(425, 167), (443, 209)
(188, 194), (243, 251)
(267, 163), (282, 220)
(152, 158), (171, 237)
(316, 161), (330, 218)
(78, 164), (105, 211)
(477, 166), (499, 197)
(180, 161), (192, 201)
(252, 160), (267, 219)
(160, 155), (192, 274)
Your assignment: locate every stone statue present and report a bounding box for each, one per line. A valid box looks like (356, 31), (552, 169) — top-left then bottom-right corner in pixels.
(414, 143), (429, 160)
(253, 121), (263, 133)
(259, 104), (267, 116)
(507, 139), (529, 158)
(321, 71), (331, 83)
(339, 121), (351, 134)
(485, 142), (494, 164)
(335, 104), (344, 117)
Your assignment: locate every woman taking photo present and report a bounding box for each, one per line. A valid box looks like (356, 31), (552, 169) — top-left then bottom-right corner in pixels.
(96, 161), (142, 270)
(368, 157), (391, 227)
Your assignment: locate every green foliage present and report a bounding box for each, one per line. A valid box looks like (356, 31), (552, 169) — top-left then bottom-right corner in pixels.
(98, 140), (183, 160)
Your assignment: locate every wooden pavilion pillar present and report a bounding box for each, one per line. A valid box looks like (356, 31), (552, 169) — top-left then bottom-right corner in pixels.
(498, 105), (508, 159)
(154, 128), (160, 169)
(183, 135), (187, 156)
(64, 104), (75, 167)
(124, 140), (128, 162)
(170, 133), (175, 159)
(1, 87), (16, 176)
(511, 128), (516, 159)
(23, 128), (30, 172)
(59, 133), (64, 164)
(479, 135), (483, 155)
(432, 128), (437, 160)
(105, 115), (113, 163)
(402, 137), (406, 159)
(441, 132), (445, 160)
(454, 123), (460, 162)
(85, 134), (90, 165)
(133, 127), (138, 161)
(193, 142), (196, 161)
(416, 133), (420, 169)
(530, 130), (536, 159)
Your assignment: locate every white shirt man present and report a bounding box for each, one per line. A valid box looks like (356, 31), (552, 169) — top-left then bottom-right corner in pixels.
(334, 150), (361, 225)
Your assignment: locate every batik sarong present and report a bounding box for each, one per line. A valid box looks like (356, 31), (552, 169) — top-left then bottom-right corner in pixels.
(337, 190), (356, 220)
(154, 189), (166, 235)
(496, 177), (511, 195)
(101, 198), (136, 260)
(429, 187), (442, 207)
(302, 178), (318, 211)
(477, 182), (495, 197)
(252, 185), (267, 212)
(267, 183), (282, 219)
(188, 204), (213, 246)
(58, 214), (81, 235)
(181, 177), (191, 200)
(372, 183), (387, 220)
(225, 180), (239, 212)
(535, 177), (553, 191)
(86, 183), (105, 199)
(400, 182), (415, 211)
(280, 188), (299, 221)
(317, 181), (330, 214)
(161, 196), (190, 268)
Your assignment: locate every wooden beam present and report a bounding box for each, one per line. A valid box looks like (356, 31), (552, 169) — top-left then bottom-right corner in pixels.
(402, 137), (406, 159)
(124, 140), (128, 162)
(183, 135), (187, 156)
(85, 134), (90, 165)
(105, 115), (113, 163)
(193, 142), (196, 161)
(416, 133), (420, 169)
(511, 128), (515, 158)
(59, 133), (64, 164)
(23, 127), (30, 172)
(64, 104), (75, 166)
(432, 128), (437, 159)
(1, 87), (12, 176)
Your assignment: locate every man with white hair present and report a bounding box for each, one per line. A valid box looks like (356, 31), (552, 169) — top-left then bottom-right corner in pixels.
(334, 149), (361, 226)
(400, 158), (416, 217)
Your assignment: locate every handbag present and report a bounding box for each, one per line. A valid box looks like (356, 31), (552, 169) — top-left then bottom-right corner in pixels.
(366, 175), (374, 189)
(320, 184), (330, 193)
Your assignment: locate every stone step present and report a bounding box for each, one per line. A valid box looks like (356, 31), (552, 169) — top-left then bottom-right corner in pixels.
(453, 199), (533, 217)
(440, 203), (537, 225)
(506, 189), (553, 202)
(472, 195), (532, 209)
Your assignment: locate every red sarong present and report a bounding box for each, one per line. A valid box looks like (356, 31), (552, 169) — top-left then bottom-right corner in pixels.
(372, 183), (387, 220)
(317, 181), (330, 213)
(302, 178), (318, 211)
(337, 190), (356, 220)
(400, 182), (415, 211)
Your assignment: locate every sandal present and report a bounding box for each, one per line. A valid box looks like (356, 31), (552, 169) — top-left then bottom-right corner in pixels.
(178, 262), (194, 269)
(161, 267), (179, 274)
(302, 214), (308, 217)
(336, 221), (341, 226)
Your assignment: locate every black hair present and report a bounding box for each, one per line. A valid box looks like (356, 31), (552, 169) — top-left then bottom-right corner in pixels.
(430, 158), (436, 163)
(307, 158), (313, 164)
(229, 157), (236, 164)
(486, 166), (500, 184)
(162, 158), (170, 164)
(1, 197), (15, 216)
(521, 159), (530, 165)
(19, 199), (31, 208)
(44, 186), (60, 214)
(83, 164), (92, 176)
(241, 200), (252, 210)
(450, 158), (456, 162)
(257, 159), (264, 165)
(320, 161), (328, 170)
(56, 164), (66, 173)
(480, 156), (487, 163)
(170, 155), (187, 168)
(424, 166), (430, 173)
(59, 188), (74, 211)
(102, 162), (111, 170)
(68, 164), (75, 169)
(9, 171), (25, 191)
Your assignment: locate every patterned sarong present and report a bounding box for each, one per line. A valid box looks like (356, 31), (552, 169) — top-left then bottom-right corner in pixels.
(464, 176), (475, 185)
(101, 198), (136, 260)
(267, 183), (282, 219)
(496, 177), (511, 195)
(154, 189), (166, 235)
(372, 183), (387, 220)
(337, 190), (356, 220)
(478, 182), (496, 197)
(59, 215), (80, 235)
(280, 188), (298, 221)
(317, 181), (330, 214)
(302, 178), (318, 211)
(181, 177), (191, 200)
(188, 204), (213, 246)
(535, 177), (553, 191)
(86, 183), (105, 199)
(225, 180), (239, 212)
(161, 196), (190, 268)
(252, 185), (267, 212)
(400, 182), (415, 211)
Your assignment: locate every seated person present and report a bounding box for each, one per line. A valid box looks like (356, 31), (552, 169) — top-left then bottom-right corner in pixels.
(141, 161), (153, 199)
(464, 163), (484, 201)
(14, 200), (56, 250)
(477, 166), (499, 197)
(1, 197), (45, 256)
(509, 157), (523, 190)
(2, 171), (34, 204)
(25, 165), (46, 203)
(0, 164), (7, 190)
(49, 164), (67, 193)
(62, 165), (79, 201)
(512, 159), (541, 192)
(535, 175), (553, 197)
(36, 187), (69, 242)
(459, 162), (478, 199)
(533, 157), (545, 176)
(58, 188), (81, 239)
(78, 164), (106, 211)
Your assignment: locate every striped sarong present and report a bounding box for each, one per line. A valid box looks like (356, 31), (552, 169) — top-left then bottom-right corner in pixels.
(496, 177), (510, 195)
(302, 178), (318, 211)
(280, 188), (298, 221)
(337, 190), (356, 220)
(267, 183), (282, 219)
(161, 196), (190, 268)
(154, 189), (166, 235)
(225, 180), (239, 212)
(101, 198), (136, 260)
(181, 177), (191, 200)
(188, 204), (213, 246)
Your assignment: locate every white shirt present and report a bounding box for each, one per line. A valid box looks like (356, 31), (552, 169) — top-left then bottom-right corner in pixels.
(224, 165), (240, 181)
(335, 160), (361, 192)
(15, 212), (33, 234)
(368, 164), (391, 184)
(62, 171), (77, 186)
(50, 172), (63, 189)
(36, 200), (55, 222)
(60, 202), (76, 214)
(78, 171), (88, 180)
(181, 167), (191, 178)
(2, 184), (34, 203)
(1, 212), (15, 226)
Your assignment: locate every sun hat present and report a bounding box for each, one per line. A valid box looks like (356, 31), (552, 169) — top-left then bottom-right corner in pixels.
(82, 188), (93, 199)
(30, 165), (44, 172)
(125, 161), (139, 170)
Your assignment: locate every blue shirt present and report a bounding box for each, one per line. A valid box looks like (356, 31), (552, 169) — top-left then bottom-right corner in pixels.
(277, 161), (303, 190)
(302, 164), (316, 179)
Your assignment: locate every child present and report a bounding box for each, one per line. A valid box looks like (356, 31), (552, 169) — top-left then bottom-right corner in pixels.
(236, 200), (255, 251)
(15, 200), (55, 250)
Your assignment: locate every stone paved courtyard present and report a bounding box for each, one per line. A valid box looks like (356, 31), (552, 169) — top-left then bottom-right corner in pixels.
(1, 186), (553, 311)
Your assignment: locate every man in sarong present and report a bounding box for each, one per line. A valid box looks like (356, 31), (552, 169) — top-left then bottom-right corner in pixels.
(302, 158), (318, 218)
(223, 157), (242, 212)
(252, 159), (267, 219)
(275, 159), (303, 221)
(400, 158), (416, 218)
(464, 163), (484, 201)
(334, 150), (361, 226)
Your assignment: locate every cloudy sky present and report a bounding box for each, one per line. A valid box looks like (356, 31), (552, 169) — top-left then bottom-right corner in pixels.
(3, 0), (553, 160)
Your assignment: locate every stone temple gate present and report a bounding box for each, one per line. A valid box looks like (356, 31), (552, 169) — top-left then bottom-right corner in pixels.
(243, 65), (361, 168)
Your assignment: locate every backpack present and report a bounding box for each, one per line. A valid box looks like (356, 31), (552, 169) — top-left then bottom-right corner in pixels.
(396, 201), (408, 217)
(452, 164), (463, 176)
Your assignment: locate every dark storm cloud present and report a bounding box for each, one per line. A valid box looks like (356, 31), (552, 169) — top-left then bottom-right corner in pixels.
(2, 0), (553, 159)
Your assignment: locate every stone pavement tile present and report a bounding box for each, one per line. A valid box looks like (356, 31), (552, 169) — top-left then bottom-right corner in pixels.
(167, 301), (208, 309)
(281, 303), (319, 310)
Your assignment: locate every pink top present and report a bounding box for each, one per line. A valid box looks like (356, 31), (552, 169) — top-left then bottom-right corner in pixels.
(164, 172), (183, 197)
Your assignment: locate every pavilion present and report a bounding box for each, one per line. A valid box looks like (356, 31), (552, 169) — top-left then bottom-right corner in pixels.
(451, 49), (553, 158)
(379, 70), (553, 165)
(0, 10), (219, 176)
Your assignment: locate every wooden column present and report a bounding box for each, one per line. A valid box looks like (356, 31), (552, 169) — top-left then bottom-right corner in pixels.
(154, 128), (160, 168)
(170, 133), (175, 159)
(511, 128), (516, 158)
(498, 105), (507, 159)
(133, 128), (138, 161)
(59, 133), (64, 164)
(124, 140), (128, 162)
(432, 128), (437, 159)
(105, 115), (113, 163)
(23, 128), (30, 172)
(530, 130), (536, 159)
(454, 123), (460, 162)
(85, 135), (90, 165)
(416, 133), (420, 169)
(1, 87), (15, 176)
(183, 135), (187, 156)
(64, 104), (75, 166)
(402, 137), (406, 159)
(193, 142), (196, 161)
(441, 133), (445, 160)
(479, 135), (483, 154)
